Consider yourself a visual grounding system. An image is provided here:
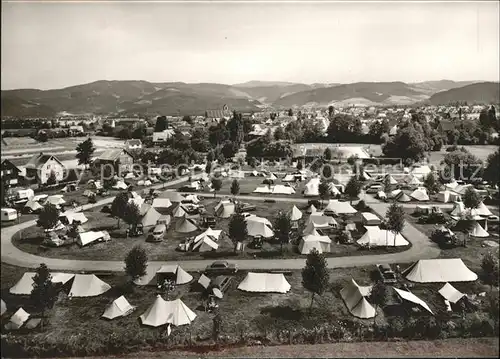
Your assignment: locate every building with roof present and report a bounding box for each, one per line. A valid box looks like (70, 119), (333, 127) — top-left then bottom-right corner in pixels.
(152, 129), (175, 144)
(125, 139), (142, 150)
(205, 105), (231, 121)
(24, 153), (66, 184)
(1, 159), (22, 188)
(93, 149), (134, 173)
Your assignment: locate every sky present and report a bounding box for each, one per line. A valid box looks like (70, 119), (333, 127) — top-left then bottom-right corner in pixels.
(1, 0), (499, 90)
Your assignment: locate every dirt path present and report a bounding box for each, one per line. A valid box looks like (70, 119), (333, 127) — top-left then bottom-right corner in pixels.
(77, 337), (499, 358)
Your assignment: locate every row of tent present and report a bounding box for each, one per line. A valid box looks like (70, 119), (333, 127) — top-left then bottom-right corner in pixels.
(254, 185), (296, 195)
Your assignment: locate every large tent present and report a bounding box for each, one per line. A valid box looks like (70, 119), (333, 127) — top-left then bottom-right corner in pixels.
(302, 222), (321, 236)
(361, 212), (381, 226)
(307, 214), (338, 228)
(246, 215), (272, 227)
(304, 178), (320, 197)
(406, 175), (422, 187)
(175, 216), (198, 233)
(5, 308), (30, 330)
(385, 174), (398, 185)
(306, 204), (317, 214)
(470, 221), (489, 237)
(172, 204), (187, 218)
(324, 200), (357, 215)
(357, 226), (409, 247)
(272, 185), (295, 195)
(194, 228), (222, 242)
(437, 190), (460, 203)
(253, 186), (272, 194)
(165, 298), (197, 326)
(102, 296), (136, 320)
(389, 189), (402, 199)
(237, 272), (291, 293)
(192, 236), (218, 252)
(340, 279), (375, 319)
(152, 198), (173, 209)
(24, 200), (42, 212)
(410, 188), (430, 201)
(471, 202), (493, 217)
(298, 234), (332, 254)
(10, 272), (75, 295)
(403, 258), (478, 283)
(140, 296), (197, 327)
(69, 274), (111, 297)
(395, 192), (412, 202)
(247, 220), (274, 238)
(156, 265), (193, 285)
(1, 299), (6, 316)
(216, 203), (235, 218)
(59, 212), (88, 225)
(141, 204), (163, 227)
(289, 205), (303, 221)
(438, 283), (465, 304)
(411, 165), (432, 180)
(46, 195), (66, 206)
(393, 287), (433, 314)
(77, 230), (110, 247)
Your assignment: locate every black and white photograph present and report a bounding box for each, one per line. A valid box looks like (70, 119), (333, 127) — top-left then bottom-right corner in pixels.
(0, 0), (499, 358)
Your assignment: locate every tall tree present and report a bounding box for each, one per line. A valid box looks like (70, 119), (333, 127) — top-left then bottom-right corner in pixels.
(483, 150), (500, 188)
(111, 192), (130, 228)
(124, 202), (141, 233)
(37, 203), (60, 231)
(385, 202), (406, 247)
(345, 176), (362, 204)
(228, 213), (248, 252)
(76, 138), (95, 169)
(324, 148), (332, 161)
(383, 175), (392, 193)
(481, 251), (499, 290)
(211, 178), (223, 198)
(368, 281), (388, 326)
(463, 187), (481, 210)
(288, 108), (294, 117)
(382, 126), (427, 164)
(154, 116), (168, 132)
(274, 211), (292, 253)
(328, 105), (334, 119)
(230, 179), (240, 198)
(302, 248), (330, 312)
(205, 161), (212, 175)
(423, 172), (440, 195)
(31, 263), (57, 330)
(124, 245), (148, 282)
(318, 180), (330, 208)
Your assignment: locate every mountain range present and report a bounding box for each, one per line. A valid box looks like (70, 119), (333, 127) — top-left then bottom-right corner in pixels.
(1, 79), (498, 117)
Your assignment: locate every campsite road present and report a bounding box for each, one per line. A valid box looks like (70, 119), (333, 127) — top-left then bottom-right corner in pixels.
(1, 181), (442, 276)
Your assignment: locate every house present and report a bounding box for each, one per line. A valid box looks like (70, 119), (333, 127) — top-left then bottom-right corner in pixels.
(125, 139), (142, 150)
(93, 149), (134, 173)
(152, 129), (175, 144)
(1, 159), (22, 187)
(69, 125), (84, 135)
(205, 105), (232, 121)
(24, 153), (66, 185)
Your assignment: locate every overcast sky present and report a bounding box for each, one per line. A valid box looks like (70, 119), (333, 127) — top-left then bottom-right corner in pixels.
(1, 1), (499, 90)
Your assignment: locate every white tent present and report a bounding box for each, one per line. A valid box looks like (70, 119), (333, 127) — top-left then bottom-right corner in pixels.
(141, 204), (163, 227)
(214, 200), (231, 213)
(283, 174), (295, 182)
(253, 186), (272, 194)
(165, 298), (197, 326)
(247, 220), (274, 238)
(113, 181), (128, 190)
(377, 191), (387, 200)
(438, 283), (465, 304)
(411, 165), (432, 180)
(406, 175), (422, 187)
(450, 201), (465, 217)
(175, 216), (198, 233)
(194, 228), (222, 242)
(157, 265), (193, 285)
(393, 287), (433, 314)
(268, 173), (278, 181)
(10, 272), (75, 295)
(470, 221), (489, 237)
(306, 204), (317, 214)
(140, 295), (169, 327)
(357, 226), (409, 247)
(5, 308), (30, 330)
(328, 183), (341, 196)
(299, 234), (332, 254)
(237, 272), (291, 293)
(304, 178), (320, 197)
(69, 274), (111, 297)
(216, 203), (235, 218)
(272, 185), (295, 195)
(410, 188), (430, 201)
(46, 195), (65, 206)
(385, 175), (398, 185)
(302, 222), (321, 236)
(192, 236), (218, 252)
(396, 192), (412, 202)
(24, 200), (43, 212)
(77, 231), (109, 247)
(437, 190), (452, 203)
(102, 296), (136, 319)
(246, 215), (272, 227)
(307, 214), (338, 228)
(340, 279), (375, 319)
(172, 204), (187, 218)
(59, 212), (88, 225)
(184, 194), (200, 204)
(152, 198), (173, 209)
(1, 299), (6, 316)
(324, 200), (357, 215)
(403, 258), (478, 283)
(471, 202), (493, 217)
(388, 189), (401, 199)
(289, 205), (303, 221)
(361, 212), (381, 226)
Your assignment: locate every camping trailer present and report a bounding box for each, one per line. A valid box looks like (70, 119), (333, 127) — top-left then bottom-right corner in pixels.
(1, 208), (18, 222)
(16, 188), (34, 200)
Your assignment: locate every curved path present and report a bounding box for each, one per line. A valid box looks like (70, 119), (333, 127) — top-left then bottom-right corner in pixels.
(1, 181), (441, 277)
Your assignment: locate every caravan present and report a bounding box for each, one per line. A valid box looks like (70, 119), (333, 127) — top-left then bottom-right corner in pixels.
(1, 208), (18, 222)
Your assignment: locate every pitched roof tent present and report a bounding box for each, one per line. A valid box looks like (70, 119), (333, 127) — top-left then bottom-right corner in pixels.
(69, 274), (111, 297)
(403, 258), (478, 283)
(237, 272), (291, 293)
(157, 265), (193, 285)
(102, 296), (136, 320)
(5, 308), (30, 330)
(10, 272), (75, 295)
(340, 279), (376, 319)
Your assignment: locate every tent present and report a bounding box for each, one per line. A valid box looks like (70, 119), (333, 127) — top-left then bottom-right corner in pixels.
(272, 185), (295, 195)
(289, 205), (303, 221)
(393, 287), (433, 314)
(141, 204), (163, 227)
(340, 279), (375, 319)
(157, 265), (193, 285)
(59, 212), (88, 225)
(402, 258), (478, 283)
(307, 214), (338, 228)
(302, 222), (321, 236)
(152, 198), (173, 209)
(438, 283), (465, 304)
(77, 230), (110, 246)
(69, 274), (111, 297)
(437, 190), (453, 203)
(328, 183), (341, 196)
(361, 212), (381, 226)
(10, 272), (75, 295)
(406, 175), (422, 187)
(140, 295), (169, 327)
(198, 274), (211, 290)
(267, 173), (278, 181)
(46, 195), (66, 206)
(216, 203), (235, 218)
(1, 299), (6, 316)
(184, 194), (200, 204)
(470, 221), (489, 237)
(172, 204), (187, 218)
(253, 186), (272, 194)
(214, 200), (231, 213)
(5, 308), (30, 330)
(306, 204), (317, 214)
(450, 201), (465, 217)
(410, 188), (429, 201)
(159, 190), (184, 203)
(113, 181), (128, 190)
(247, 220), (274, 238)
(357, 226), (409, 247)
(283, 174), (295, 182)
(175, 216), (198, 233)
(385, 175), (398, 185)
(299, 234), (332, 254)
(396, 192), (412, 202)
(471, 202), (493, 217)
(377, 191), (387, 200)
(192, 236), (218, 252)
(389, 189), (402, 199)
(165, 298), (197, 326)
(102, 296), (136, 319)
(411, 165), (432, 179)
(237, 272), (291, 293)
(194, 228), (222, 242)
(304, 178), (320, 197)
(24, 200), (42, 212)
(324, 200), (357, 215)
(246, 215), (272, 227)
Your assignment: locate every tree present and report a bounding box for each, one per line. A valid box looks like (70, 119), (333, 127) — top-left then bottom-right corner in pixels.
(31, 264), (57, 329)
(211, 178), (223, 198)
(46, 170), (57, 186)
(324, 148), (332, 161)
(382, 126), (426, 163)
(76, 138), (95, 169)
(386, 202), (405, 247)
(296, 161), (303, 171)
(230, 179), (240, 198)
(222, 141), (239, 159)
(217, 153), (226, 166)
(318, 180), (330, 208)
(124, 202), (141, 233)
(154, 116), (168, 132)
(369, 281), (388, 326)
(274, 126), (285, 141)
(37, 203), (60, 231)
(288, 108), (294, 117)
(463, 187), (481, 210)
(302, 248), (330, 312)
(486, 291), (499, 330)
(111, 192), (129, 228)
(274, 211), (292, 253)
(383, 175), (392, 193)
(182, 115), (193, 125)
(205, 161), (212, 175)
(67, 168), (80, 183)
(228, 213), (248, 252)
(481, 251), (499, 290)
(124, 245), (148, 282)
(345, 176), (362, 204)
(206, 150), (215, 162)
(483, 150), (500, 188)
(441, 148), (482, 182)
(423, 172), (440, 195)
(328, 105), (334, 119)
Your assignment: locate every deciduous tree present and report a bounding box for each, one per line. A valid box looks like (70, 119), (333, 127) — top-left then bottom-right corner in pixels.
(274, 211), (292, 253)
(37, 203), (60, 231)
(230, 179), (240, 198)
(211, 178), (223, 198)
(345, 176), (362, 204)
(481, 251), (499, 290)
(386, 202), (406, 247)
(31, 263), (57, 329)
(124, 245), (148, 282)
(369, 281), (388, 326)
(302, 248), (330, 312)
(463, 186), (481, 210)
(423, 172), (440, 195)
(76, 138), (95, 169)
(228, 213), (248, 252)
(111, 192), (129, 228)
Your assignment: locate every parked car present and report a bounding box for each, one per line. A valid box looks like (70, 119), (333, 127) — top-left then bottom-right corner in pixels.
(239, 203), (256, 212)
(201, 216), (217, 228)
(148, 224), (166, 242)
(376, 264), (397, 283)
(205, 261), (238, 275)
(366, 185), (383, 194)
(101, 205), (111, 214)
